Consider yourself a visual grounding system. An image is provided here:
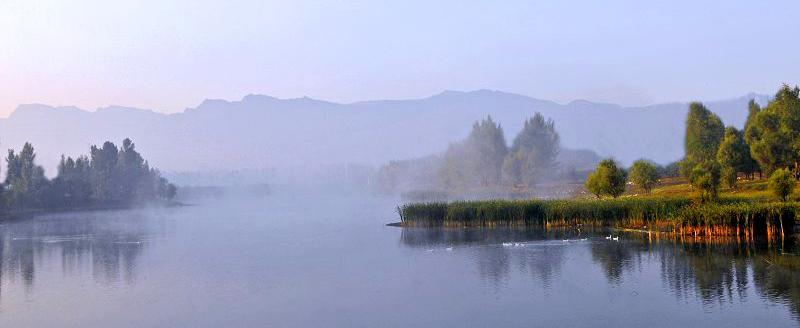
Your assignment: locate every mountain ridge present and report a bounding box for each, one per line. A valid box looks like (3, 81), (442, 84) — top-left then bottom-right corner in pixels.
(0, 90), (773, 176)
(4, 89), (769, 118)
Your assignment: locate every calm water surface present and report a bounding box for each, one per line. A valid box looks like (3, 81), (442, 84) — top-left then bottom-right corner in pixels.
(1, 190), (799, 327)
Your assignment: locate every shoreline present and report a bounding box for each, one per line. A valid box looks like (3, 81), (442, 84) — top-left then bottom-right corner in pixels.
(0, 201), (190, 222)
(393, 198), (798, 237)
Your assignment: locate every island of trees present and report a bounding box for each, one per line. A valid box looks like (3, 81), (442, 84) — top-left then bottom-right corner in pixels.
(0, 138), (176, 218)
(397, 84), (800, 237)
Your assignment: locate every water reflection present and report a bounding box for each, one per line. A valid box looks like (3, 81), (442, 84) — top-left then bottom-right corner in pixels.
(0, 209), (155, 298)
(400, 227), (800, 324)
(401, 227), (573, 289)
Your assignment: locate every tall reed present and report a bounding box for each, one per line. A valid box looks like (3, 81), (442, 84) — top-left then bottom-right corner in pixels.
(396, 197), (796, 236)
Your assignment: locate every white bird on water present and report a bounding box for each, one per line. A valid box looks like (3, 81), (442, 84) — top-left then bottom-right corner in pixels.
(612, 236), (619, 241)
(605, 235), (612, 240)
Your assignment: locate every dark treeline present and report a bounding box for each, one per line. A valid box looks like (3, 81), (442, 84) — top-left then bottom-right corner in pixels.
(0, 138), (176, 215)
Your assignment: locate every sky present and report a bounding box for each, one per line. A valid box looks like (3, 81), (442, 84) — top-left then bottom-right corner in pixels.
(0, 0), (799, 117)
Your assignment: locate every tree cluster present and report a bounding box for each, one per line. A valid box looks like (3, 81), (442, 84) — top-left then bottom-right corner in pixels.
(0, 138), (176, 214)
(438, 113), (560, 189)
(628, 159), (659, 193)
(585, 159), (627, 198)
(678, 85), (800, 201)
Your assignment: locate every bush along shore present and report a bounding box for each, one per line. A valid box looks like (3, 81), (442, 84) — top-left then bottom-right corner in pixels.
(396, 198), (797, 238)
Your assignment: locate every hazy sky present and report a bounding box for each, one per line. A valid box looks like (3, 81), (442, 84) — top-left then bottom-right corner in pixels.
(1, 0), (798, 117)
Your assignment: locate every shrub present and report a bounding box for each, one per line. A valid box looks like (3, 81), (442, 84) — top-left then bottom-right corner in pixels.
(769, 168), (796, 202)
(689, 162), (721, 202)
(629, 159), (659, 193)
(584, 159), (626, 198)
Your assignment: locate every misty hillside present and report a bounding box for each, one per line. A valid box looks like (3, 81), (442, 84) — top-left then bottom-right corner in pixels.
(0, 90), (769, 175)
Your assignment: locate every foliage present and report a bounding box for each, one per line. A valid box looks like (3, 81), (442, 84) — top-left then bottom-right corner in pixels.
(746, 85), (800, 176)
(684, 102), (724, 164)
(439, 116), (508, 188)
(629, 159), (659, 193)
(501, 147), (535, 186)
(742, 99), (762, 176)
(768, 168), (795, 202)
(584, 171), (603, 198)
(659, 161), (680, 178)
(5, 143), (48, 209)
(716, 126), (754, 188)
(1, 139), (176, 212)
(400, 112), (568, 191)
(689, 162), (721, 202)
(678, 157), (697, 179)
(585, 159), (627, 198)
(504, 112), (560, 185)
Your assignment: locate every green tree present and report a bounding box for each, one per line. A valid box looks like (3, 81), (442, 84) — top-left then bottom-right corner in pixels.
(769, 168), (795, 201)
(658, 161), (680, 178)
(439, 142), (470, 188)
(584, 171), (603, 199)
(747, 85), (800, 177)
(744, 99), (761, 132)
(584, 159), (627, 198)
(716, 126), (753, 188)
(89, 141), (120, 202)
(469, 116), (508, 186)
(501, 147), (535, 186)
(506, 112), (560, 184)
(678, 157), (697, 179)
(51, 155), (92, 207)
(439, 116), (508, 187)
(4, 143), (47, 208)
(689, 162), (721, 202)
(118, 138), (148, 200)
(2, 139), (175, 212)
(628, 159), (659, 193)
(684, 102), (725, 164)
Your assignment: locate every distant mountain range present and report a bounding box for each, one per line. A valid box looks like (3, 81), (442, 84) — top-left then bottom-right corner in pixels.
(0, 90), (770, 176)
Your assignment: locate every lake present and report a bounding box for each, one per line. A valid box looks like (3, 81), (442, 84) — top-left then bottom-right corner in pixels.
(0, 189), (798, 327)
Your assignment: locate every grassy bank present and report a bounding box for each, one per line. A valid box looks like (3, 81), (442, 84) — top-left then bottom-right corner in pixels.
(397, 197), (797, 237)
(612, 176), (800, 201)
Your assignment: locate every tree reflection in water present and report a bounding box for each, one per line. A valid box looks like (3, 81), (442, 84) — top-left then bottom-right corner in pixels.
(0, 210), (153, 300)
(400, 227), (800, 323)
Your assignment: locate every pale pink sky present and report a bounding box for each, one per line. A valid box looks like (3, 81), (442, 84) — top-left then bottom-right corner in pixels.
(1, 0), (798, 117)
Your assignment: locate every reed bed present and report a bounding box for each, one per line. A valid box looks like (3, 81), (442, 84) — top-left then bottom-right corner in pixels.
(397, 197), (796, 236)
(676, 203), (797, 237)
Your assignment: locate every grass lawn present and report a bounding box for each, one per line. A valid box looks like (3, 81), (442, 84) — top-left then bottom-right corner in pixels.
(628, 176), (799, 201)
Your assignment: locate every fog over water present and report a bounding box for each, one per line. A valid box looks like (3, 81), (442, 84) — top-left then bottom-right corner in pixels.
(0, 189), (798, 327)
(3, 1), (800, 326)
